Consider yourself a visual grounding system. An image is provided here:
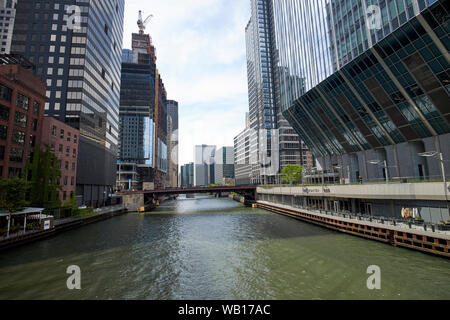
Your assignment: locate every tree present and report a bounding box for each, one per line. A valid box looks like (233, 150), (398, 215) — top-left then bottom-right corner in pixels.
(0, 177), (30, 237)
(25, 144), (62, 209)
(281, 164), (303, 185)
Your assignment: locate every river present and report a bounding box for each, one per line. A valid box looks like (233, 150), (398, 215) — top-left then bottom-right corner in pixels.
(0, 196), (449, 300)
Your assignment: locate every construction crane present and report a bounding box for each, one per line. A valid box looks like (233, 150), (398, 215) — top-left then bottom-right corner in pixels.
(137, 10), (153, 34)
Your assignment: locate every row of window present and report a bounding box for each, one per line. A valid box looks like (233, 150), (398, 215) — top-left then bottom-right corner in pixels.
(51, 125), (78, 144)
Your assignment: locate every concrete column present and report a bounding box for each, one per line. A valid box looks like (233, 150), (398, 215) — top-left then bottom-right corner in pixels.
(351, 199), (356, 214)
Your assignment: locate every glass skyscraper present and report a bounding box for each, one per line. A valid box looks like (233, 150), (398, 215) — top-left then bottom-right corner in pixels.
(11, 0), (124, 206)
(243, 0), (311, 185)
(273, 0), (450, 182)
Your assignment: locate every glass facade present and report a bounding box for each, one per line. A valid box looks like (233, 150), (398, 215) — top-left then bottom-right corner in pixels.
(273, 0), (449, 158)
(11, 0), (125, 206)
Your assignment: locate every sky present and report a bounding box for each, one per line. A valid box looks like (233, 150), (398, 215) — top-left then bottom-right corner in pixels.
(123, 0), (251, 166)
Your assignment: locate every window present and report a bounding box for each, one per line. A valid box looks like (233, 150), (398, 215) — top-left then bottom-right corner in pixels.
(72, 148), (76, 158)
(71, 177), (74, 186)
(0, 84), (11, 102)
(0, 145), (4, 160)
(16, 93), (29, 111)
(14, 112), (27, 127)
(72, 162), (75, 171)
(65, 161), (69, 170)
(67, 132), (71, 142)
(32, 118), (38, 131)
(33, 101), (40, 115)
(64, 176), (68, 186)
(59, 144), (63, 153)
(8, 167), (21, 178)
(60, 129), (64, 139)
(12, 130), (25, 146)
(0, 104), (9, 121)
(66, 146), (70, 156)
(0, 124), (6, 140)
(52, 125), (57, 136)
(9, 148), (23, 163)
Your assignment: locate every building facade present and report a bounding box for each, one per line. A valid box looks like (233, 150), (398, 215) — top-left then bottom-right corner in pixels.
(214, 146), (235, 185)
(40, 116), (79, 204)
(118, 28), (169, 191)
(194, 144), (215, 186)
(0, 58), (45, 179)
(274, 0), (450, 184)
(11, 0), (125, 207)
(0, 0), (17, 54)
(234, 124), (252, 185)
(239, 0), (311, 185)
(166, 99), (178, 188)
(181, 162), (194, 188)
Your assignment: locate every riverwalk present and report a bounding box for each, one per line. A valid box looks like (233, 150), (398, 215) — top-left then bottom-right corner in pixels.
(0, 205), (127, 251)
(256, 200), (450, 258)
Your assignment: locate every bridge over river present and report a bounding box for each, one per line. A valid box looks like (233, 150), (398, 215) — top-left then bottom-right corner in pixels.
(118, 185), (257, 210)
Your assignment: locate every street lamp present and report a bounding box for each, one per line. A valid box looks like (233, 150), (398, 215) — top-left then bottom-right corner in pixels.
(368, 160), (389, 184)
(418, 151), (449, 217)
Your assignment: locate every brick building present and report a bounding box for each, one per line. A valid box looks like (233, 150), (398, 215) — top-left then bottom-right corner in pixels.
(0, 56), (45, 179)
(40, 116), (79, 204)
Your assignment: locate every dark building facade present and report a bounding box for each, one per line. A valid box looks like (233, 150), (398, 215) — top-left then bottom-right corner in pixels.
(181, 162), (194, 188)
(0, 59), (45, 179)
(11, 0), (124, 207)
(274, 0), (450, 183)
(118, 31), (169, 190)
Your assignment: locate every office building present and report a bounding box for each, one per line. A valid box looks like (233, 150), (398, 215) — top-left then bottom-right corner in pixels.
(118, 25), (169, 190)
(273, 0), (450, 184)
(181, 162), (194, 188)
(11, 0), (125, 207)
(214, 146), (234, 185)
(194, 144), (215, 186)
(0, 56), (45, 179)
(0, 0), (17, 54)
(167, 100), (178, 188)
(239, 0), (310, 185)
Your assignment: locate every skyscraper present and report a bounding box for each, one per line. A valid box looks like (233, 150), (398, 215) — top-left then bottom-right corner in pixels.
(194, 144), (215, 186)
(242, 0), (309, 185)
(11, 0), (125, 207)
(167, 100), (178, 187)
(118, 25), (169, 190)
(274, 0), (450, 183)
(214, 146), (234, 185)
(0, 0), (17, 54)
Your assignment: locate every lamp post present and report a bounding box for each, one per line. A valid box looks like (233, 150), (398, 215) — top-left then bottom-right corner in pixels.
(418, 151), (449, 217)
(368, 160), (389, 184)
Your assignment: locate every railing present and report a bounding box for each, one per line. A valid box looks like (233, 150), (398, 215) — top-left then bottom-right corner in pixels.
(263, 202), (450, 234)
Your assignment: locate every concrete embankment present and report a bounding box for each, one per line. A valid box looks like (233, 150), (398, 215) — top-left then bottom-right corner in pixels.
(256, 201), (450, 258)
(0, 205), (128, 251)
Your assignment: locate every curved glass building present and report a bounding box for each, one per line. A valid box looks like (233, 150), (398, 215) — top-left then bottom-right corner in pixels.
(273, 0), (450, 182)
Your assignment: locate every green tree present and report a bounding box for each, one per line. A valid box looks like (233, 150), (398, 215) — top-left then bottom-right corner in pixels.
(26, 144), (62, 209)
(0, 177), (30, 237)
(281, 164), (303, 185)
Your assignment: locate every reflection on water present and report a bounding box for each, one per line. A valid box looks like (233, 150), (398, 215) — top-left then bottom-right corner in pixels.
(0, 196), (449, 300)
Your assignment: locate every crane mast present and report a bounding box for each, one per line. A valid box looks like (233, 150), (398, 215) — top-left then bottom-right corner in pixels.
(137, 10), (153, 34)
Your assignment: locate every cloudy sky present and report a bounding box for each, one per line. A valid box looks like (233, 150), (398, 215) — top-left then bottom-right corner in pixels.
(123, 0), (250, 166)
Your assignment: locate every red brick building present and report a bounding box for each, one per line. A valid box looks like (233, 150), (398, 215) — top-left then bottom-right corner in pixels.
(40, 116), (79, 204)
(0, 60), (46, 179)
